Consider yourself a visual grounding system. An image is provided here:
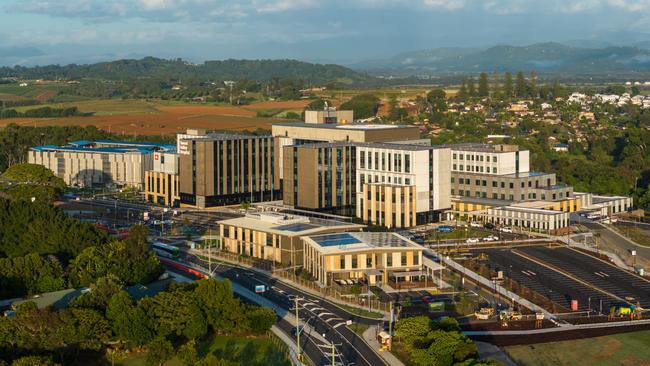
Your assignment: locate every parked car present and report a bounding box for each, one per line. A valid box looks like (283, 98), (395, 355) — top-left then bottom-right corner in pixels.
(483, 235), (498, 242)
(469, 221), (482, 228)
(500, 227), (513, 233)
(436, 225), (454, 233)
(466, 237), (480, 244)
(484, 223), (495, 230)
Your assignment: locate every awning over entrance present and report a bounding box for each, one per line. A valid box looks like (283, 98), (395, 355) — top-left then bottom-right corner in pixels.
(392, 270), (427, 278)
(362, 268), (383, 276)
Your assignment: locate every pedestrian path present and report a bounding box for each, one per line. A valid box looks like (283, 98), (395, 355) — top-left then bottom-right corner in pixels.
(361, 325), (405, 366)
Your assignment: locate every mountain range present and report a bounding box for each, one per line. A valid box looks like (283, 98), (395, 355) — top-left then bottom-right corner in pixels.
(350, 42), (650, 77)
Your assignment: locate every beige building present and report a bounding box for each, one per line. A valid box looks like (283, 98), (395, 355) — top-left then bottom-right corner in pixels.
(218, 212), (363, 266)
(484, 205), (570, 233)
(28, 144), (156, 188)
(144, 151), (180, 206)
(272, 122), (423, 188)
(356, 143), (452, 228)
(302, 232), (424, 287)
(304, 108), (353, 124)
(282, 142), (356, 215)
(178, 132), (278, 208)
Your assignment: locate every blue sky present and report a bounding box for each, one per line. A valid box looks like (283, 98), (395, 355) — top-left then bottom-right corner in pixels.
(1, 0), (650, 66)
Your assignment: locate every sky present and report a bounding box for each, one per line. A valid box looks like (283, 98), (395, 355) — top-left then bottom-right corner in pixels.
(2, 0), (650, 66)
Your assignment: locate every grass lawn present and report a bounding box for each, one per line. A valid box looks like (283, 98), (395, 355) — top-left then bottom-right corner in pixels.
(429, 227), (489, 241)
(612, 224), (650, 247)
(337, 303), (384, 319)
(115, 334), (290, 366)
(347, 323), (370, 336)
(504, 330), (650, 366)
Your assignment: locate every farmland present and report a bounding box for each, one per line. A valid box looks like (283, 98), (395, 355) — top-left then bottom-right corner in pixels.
(0, 99), (305, 135)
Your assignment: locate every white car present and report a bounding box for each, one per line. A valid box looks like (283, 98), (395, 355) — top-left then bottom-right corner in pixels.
(469, 221), (482, 228)
(466, 237), (480, 244)
(500, 227), (513, 233)
(482, 235), (498, 242)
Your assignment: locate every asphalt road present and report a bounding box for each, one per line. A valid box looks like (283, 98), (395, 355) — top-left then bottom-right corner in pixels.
(180, 253), (387, 366)
(519, 246), (650, 309)
(469, 248), (619, 313)
(572, 214), (650, 268)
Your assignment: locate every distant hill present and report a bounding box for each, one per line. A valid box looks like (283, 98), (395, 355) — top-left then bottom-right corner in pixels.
(0, 57), (373, 84)
(352, 42), (650, 77)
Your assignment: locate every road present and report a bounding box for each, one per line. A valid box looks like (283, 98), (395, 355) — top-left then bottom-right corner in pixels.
(572, 214), (650, 268)
(179, 252), (387, 366)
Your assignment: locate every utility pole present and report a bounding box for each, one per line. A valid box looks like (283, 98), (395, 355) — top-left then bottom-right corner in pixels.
(295, 296), (303, 362)
(388, 302), (394, 351)
(208, 227), (212, 275)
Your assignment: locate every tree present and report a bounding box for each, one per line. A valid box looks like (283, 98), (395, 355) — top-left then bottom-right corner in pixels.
(247, 307), (277, 335)
(194, 279), (248, 333)
(515, 71), (527, 98)
(458, 80), (468, 101)
(503, 72), (513, 98)
(467, 77), (476, 97)
(395, 316), (430, 345)
(11, 356), (61, 366)
(426, 89), (447, 113)
(107, 291), (154, 347)
(529, 70), (538, 98)
(339, 94), (379, 119)
(178, 340), (199, 366)
(146, 337), (174, 366)
(70, 308), (111, 350)
(478, 72), (489, 97)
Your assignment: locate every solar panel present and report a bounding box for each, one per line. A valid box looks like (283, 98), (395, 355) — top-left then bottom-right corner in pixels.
(274, 223), (318, 232)
(312, 233), (361, 247)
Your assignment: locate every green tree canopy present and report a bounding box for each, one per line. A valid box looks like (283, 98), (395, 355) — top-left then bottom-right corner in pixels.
(340, 94), (379, 119)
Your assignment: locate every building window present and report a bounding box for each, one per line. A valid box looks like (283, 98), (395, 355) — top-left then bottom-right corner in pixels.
(340, 257), (346, 269)
(413, 254), (419, 266)
(366, 256), (372, 268)
(266, 235), (273, 246)
(401, 254), (407, 266)
(386, 254), (392, 267)
(360, 151), (365, 168)
(352, 256), (358, 269)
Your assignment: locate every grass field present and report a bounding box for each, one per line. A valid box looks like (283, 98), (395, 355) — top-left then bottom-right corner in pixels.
(612, 223), (650, 247)
(0, 83), (70, 100)
(504, 330), (650, 366)
(116, 335), (290, 366)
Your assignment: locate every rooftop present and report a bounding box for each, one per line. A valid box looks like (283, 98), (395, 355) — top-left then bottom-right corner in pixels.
(354, 141), (446, 151)
(272, 122), (415, 131)
(31, 145), (156, 154)
(218, 212), (364, 236)
(445, 143), (521, 153)
(181, 133), (271, 141)
(488, 205), (565, 215)
(304, 232), (421, 254)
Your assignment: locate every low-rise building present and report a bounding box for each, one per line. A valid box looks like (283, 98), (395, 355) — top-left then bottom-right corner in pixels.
(27, 140), (171, 188)
(302, 231), (424, 287)
(218, 212), (363, 266)
(484, 205), (570, 233)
